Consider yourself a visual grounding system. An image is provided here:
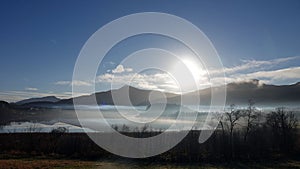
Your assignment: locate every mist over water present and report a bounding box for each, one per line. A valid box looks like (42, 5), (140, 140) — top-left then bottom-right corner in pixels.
(1, 104), (299, 133)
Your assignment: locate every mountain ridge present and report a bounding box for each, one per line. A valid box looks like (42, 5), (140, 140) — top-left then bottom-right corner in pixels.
(9, 80), (300, 106)
(15, 96), (60, 105)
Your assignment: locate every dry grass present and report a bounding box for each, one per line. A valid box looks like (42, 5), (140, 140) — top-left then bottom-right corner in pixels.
(0, 159), (98, 169)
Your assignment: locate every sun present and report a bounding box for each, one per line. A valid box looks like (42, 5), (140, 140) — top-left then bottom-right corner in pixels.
(181, 58), (206, 81)
(170, 56), (209, 93)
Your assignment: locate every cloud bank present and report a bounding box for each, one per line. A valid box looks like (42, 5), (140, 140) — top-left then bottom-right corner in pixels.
(54, 56), (300, 94)
(2, 55), (300, 102)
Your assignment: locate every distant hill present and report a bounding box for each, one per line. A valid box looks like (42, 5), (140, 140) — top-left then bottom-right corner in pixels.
(16, 96), (61, 105)
(0, 100), (17, 125)
(0, 100), (10, 108)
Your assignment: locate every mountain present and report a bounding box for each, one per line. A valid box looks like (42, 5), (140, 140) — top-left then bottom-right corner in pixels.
(223, 80), (300, 105)
(16, 96), (61, 105)
(58, 85), (178, 106)
(176, 79), (300, 106)
(14, 80), (300, 107)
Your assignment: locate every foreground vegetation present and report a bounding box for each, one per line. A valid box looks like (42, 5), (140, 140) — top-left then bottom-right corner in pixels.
(1, 158), (300, 169)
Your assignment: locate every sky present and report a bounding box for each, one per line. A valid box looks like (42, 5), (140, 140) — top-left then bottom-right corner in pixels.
(0, 0), (300, 102)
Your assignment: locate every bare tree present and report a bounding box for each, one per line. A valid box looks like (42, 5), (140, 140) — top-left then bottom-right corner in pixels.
(225, 104), (242, 140)
(266, 107), (298, 152)
(28, 123), (42, 133)
(213, 112), (226, 139)
(51, 127), (69, 133)
(224, 104), (242, 158)
(111, 125), (119, 131)
(121, 124), (130, 132)
(243, 99), (261, 142)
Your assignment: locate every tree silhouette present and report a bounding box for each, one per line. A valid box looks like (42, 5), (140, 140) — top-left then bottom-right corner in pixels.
(243, 99), (261, 142)
(225, 104), (242, 159)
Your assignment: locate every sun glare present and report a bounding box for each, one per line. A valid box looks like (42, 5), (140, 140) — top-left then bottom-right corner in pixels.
(181, 58), (205, 81)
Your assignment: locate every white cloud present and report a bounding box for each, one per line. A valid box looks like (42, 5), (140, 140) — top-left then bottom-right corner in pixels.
(96, 72), (180, 93)
(3, 56), (299, 102)
(241, 67), (300, 82)
(72, 80), (92, 87)
(54, 81), (70, 85)
(210, 66), (300, 86)
(1, 51), (293, 109)
(25, 87), (38, 91)
(95, 57), (300, 92)
(55, 80), (92, 87)
(211, 56), (300, 75)
(207, 56), (300, 85)
(111, 65), (133, 74)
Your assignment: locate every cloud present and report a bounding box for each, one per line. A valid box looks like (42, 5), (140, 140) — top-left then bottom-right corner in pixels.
(53, 56), (300, 94)
(72, 81), (92, 86)
(3, 56), (298, 103)
(207, 56), (300, 85)
(241, 67), (300, 82)
(54, 81), (70, 85)
(95, 56), (300, 92)
(212, 56), (300, 75)
(55, 80), (92, 87)
(111, 65), (133, 74)
(211, 66), (300, 86)
(96, 72), (179, 93)
(25, 87), (38, 91)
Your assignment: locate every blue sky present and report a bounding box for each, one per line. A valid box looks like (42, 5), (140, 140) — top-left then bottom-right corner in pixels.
(0, 0), (300, 102)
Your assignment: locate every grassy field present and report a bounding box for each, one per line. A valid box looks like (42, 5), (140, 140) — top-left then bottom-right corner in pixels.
(0, 158), (300, 169)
